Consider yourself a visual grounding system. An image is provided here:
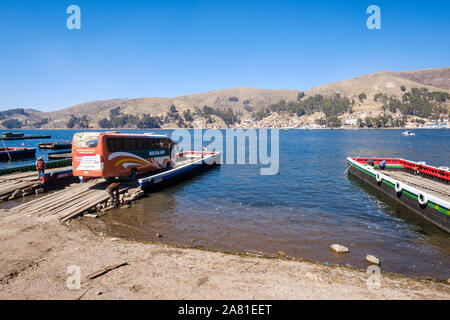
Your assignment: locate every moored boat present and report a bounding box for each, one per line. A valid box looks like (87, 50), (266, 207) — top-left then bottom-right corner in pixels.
(0, 134), (51, 140)
(1, 132), (24, 138)
(48, 151), (72, 160)
(402, 131), (415, 136)
(0, 147), (36, 161)
(38, 141), (72, 149)
(347, 157), (450, 233)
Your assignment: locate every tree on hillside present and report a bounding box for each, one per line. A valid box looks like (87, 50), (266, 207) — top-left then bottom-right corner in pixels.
(358, 93), (367, 103)
(110, 106), (121, 117)
(183, 109), (194, 122)
(169, 104), (178, 114)
(400, 85), (406, 92)
(297, 92), (305, 101)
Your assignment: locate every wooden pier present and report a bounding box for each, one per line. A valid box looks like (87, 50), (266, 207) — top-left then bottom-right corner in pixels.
(5, 179), (142, 222)
(0, 165), (73, 201)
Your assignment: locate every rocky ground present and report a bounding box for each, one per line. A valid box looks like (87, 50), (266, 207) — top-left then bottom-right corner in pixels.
(0, 210), (449, 300)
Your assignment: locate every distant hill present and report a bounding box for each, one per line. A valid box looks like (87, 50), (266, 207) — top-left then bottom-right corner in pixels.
(1, 67), (449, 128)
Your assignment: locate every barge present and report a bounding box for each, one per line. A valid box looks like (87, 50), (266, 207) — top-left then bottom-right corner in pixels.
(0, 147), (36, 161)
(347, 157), (450, 233)
(0, 133), (51, 140)
(139, 151), (221, 189)
(38, 141), (72, 149)
(48, 150), (72, 160)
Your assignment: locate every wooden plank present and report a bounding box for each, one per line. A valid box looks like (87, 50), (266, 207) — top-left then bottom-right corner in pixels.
(87, 262), (128, 280)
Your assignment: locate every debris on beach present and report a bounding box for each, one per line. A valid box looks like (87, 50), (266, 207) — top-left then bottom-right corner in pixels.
(88, 262), (129, 280)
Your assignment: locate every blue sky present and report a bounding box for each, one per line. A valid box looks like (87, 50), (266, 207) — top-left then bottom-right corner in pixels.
(0, 0), (449, 111)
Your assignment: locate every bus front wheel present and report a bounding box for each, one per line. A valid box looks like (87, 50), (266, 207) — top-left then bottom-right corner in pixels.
(129, 168), (137, 181)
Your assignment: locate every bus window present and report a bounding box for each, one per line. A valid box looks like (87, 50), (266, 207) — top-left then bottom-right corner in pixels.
(107, 138), (115, 152)
(129, 138), (137, 151)
(137, 138), (145, 150)
(74, 133), (100, 148)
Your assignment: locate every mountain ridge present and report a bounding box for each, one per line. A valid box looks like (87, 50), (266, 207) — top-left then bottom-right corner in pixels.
(1, 67), (449, 129)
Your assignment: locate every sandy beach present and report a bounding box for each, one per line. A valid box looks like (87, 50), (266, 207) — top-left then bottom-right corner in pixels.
(0, 209), (448, 300)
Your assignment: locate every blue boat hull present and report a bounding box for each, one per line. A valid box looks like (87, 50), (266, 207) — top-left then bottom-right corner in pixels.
(0, 149), (36, 161)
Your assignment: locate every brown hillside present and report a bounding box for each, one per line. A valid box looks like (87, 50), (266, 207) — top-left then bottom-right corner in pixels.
(1, 67), (449, 128)
(393, 68), (450, 90)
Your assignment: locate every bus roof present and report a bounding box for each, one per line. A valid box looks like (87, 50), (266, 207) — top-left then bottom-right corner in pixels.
(74, 132), (169, 139)
(100, 132), (168, 139)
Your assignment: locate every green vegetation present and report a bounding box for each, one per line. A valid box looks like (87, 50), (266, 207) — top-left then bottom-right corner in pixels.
(267, 94), (351, 117)
(358, 93), (367, 103)
(357, 115), (406, 128)
(252, 108), (270, 121)
(297, 92), (305, 101)
(194, 105), (240, 126)
(67, 115), (90, 129)
(183, 109), (194, 122)
(244, 105), (253, 112)
(98, 106), (161, 129)
(315, 116), (342, 128)
(228, 97), (239, 102)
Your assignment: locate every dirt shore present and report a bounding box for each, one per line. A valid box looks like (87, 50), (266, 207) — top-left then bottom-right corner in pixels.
(0, 210), (449, 300)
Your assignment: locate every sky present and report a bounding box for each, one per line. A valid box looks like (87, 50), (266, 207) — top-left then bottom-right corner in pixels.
(0, 0), (449, 111)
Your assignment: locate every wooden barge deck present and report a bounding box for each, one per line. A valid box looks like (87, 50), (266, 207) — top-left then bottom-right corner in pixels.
(0, 165), (74, 200)
(1, 151), (220, 221)
(347, 157), (450, 233)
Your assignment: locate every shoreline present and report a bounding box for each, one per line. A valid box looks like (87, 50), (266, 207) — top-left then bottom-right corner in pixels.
(0, 211), (448, 299)
(0, 127), (447, 131)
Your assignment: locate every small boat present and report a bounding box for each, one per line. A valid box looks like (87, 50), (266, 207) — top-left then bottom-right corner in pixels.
(1, 132), (24, 138)
(402, 131), (415, 136)
(38, 141), (72, 149)
(0, 133), (51, 140)
(47, 150), (72, 160)
(0, 147), (36, 161)
(347, 157), (450, 233)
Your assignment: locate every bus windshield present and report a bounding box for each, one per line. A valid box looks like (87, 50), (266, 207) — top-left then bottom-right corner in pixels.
(73, 132), (100, 148)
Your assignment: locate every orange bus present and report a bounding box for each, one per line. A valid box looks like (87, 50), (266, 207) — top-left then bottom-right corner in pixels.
(72, 132), (175, 180)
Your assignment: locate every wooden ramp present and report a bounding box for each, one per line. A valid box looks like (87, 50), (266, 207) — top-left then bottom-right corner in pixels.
(0, 166), (72, 200)
(6, 179), (140, 222)
(0, 166), (71, 181)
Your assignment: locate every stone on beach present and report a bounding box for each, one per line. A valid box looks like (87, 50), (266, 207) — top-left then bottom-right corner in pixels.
(366, 255), (380, 265)
(330, 244), (349, 254)
(277, 251), (286, 257)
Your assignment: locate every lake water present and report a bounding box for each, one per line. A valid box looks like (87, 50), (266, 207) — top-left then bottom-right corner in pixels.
(1, 129), (450, 279)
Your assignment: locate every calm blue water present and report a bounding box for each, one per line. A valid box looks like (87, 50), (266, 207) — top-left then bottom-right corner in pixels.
(2, 129), (450, 278)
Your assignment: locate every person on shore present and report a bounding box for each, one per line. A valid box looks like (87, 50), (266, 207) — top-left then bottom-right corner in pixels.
(106, 182), (120, 207)
(36, 157), (45, 178)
